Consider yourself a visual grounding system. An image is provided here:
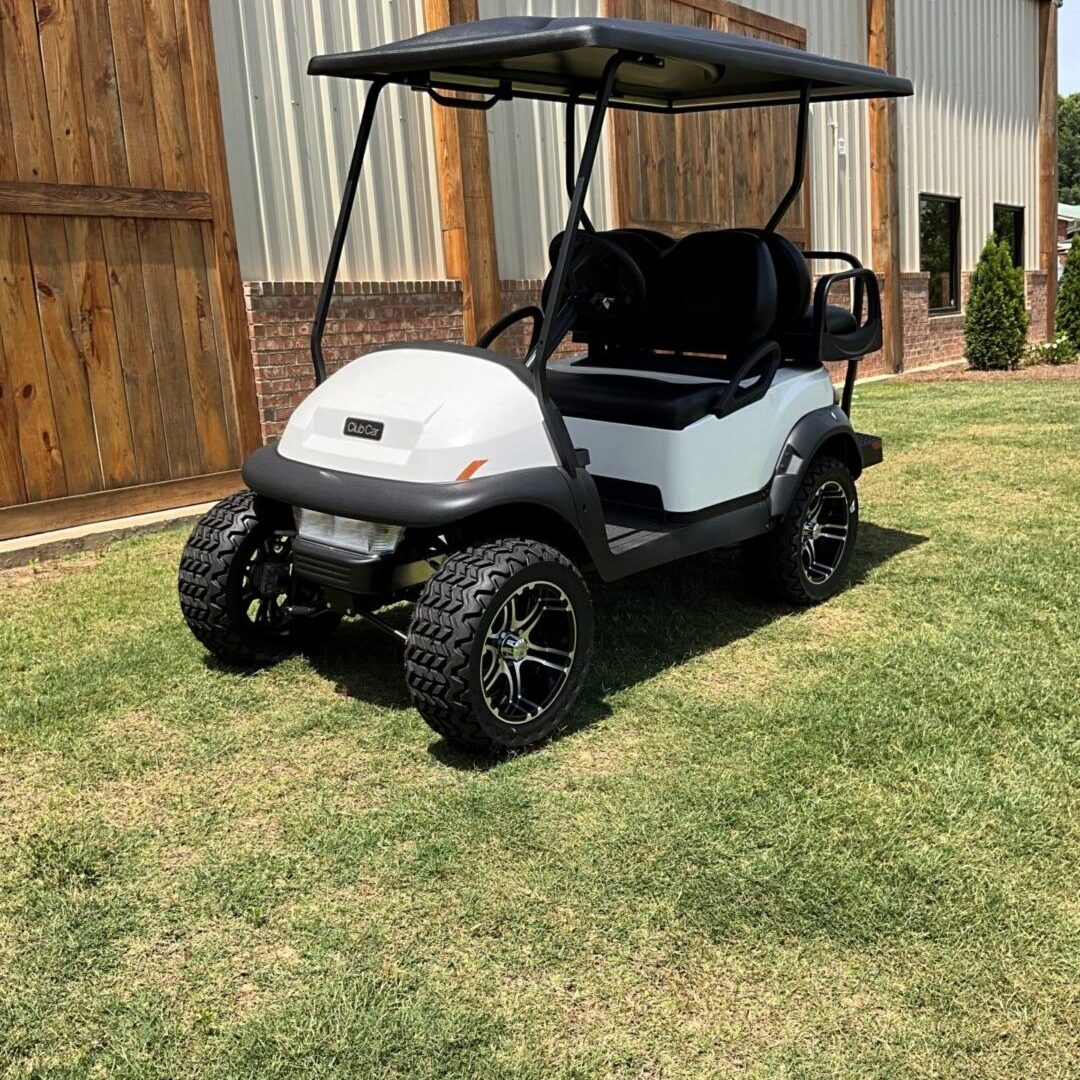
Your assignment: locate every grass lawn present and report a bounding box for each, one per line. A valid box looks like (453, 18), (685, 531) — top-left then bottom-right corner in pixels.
(1, 376), (1078, 1079)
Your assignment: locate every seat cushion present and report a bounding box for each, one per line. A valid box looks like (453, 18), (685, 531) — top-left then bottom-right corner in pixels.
(547, 369), (724, 430)
(794, 304), (859, 336)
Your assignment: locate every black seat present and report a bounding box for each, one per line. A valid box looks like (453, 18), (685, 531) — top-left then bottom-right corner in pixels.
(648, 230), (778, 355)
(794, 304), (859, 336)
(748, 229), (881, 362)
(542, 228), (778, 360)
(548, 370), (727, 431)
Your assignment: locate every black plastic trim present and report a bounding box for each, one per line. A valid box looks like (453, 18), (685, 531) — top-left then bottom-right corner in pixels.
(292, 537), (394, 595)
(243, 444), (581, 531)
(768, 406), (861, 519)
(857, 432), (884, 469)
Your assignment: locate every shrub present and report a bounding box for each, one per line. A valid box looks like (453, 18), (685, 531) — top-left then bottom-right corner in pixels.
(1024, 333), (1078, 367)
(1057, 233), (1080, 354)
(965, 236), (1030, 370)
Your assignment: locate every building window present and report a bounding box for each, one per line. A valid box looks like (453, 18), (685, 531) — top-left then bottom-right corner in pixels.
(920, 195), (961, 314)
(993, 204), (1024, 268)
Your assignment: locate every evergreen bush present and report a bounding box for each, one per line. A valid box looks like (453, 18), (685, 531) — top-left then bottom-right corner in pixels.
(964, 237), (1029, 371)
(1057, 233), (1080, 355)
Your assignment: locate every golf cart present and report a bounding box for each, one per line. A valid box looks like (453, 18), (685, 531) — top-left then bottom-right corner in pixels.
(179, 17), (913, 750)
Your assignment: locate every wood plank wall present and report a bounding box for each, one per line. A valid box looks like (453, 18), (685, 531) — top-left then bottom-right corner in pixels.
(423, 0), (503, 344)
(1038, 0), (1058, 339)
(0, 0), (259, 540)
(867, 0), (903, 372)
(603, 0), (812, 247)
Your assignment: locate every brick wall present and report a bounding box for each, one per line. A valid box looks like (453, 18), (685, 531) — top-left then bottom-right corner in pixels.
(246, 278), (585, 441)
(247, 280), (465, 441)
(245, 269), (1052, 441)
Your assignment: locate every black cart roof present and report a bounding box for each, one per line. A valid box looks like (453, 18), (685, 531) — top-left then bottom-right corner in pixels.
(308, 16), (912, 111)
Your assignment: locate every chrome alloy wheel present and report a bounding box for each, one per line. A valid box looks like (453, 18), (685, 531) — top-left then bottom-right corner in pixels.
(480, 580), (577, 725)
(800, 480), (852, 586)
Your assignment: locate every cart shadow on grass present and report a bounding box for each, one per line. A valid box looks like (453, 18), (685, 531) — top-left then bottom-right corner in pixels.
(304, 522), (926, 765)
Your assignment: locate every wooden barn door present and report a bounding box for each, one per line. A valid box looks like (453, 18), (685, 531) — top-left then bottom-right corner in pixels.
(0, 0), (259, 540)
(603, 0), (811, 247)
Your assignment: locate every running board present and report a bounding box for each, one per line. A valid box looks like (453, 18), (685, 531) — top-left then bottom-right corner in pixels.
(594, 496), (771, 581)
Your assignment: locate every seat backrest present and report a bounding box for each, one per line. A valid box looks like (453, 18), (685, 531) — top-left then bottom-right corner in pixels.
(747, 229), (811, 330)
(543, 228), (670, 307)
(541, 227), (779, 358)
(650, 230), (778, 354)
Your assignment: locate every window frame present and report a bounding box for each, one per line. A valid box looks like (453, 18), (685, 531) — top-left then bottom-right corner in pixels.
(920, 193), (962, 316)
(993, 203), (1025, 269)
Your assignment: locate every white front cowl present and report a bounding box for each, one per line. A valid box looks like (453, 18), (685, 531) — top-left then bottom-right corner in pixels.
(277, 348), (559, 483)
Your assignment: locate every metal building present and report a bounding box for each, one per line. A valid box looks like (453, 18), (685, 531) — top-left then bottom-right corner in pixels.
(209, 0), (1060, 432)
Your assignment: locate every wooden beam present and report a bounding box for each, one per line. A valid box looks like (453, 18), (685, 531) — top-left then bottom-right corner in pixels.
(1039, 0), (1059, 340)
(0, 180), (213, 220)
(181, 0), (263, 457)
(422, 0), (502, 344)
(0, 469), (241, 541)
(867, 0), (904, 373)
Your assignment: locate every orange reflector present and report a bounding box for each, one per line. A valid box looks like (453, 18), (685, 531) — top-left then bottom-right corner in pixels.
(456, 459), (488, 481)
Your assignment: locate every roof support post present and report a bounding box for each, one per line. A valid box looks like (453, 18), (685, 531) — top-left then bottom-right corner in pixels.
(423, 0), (502, 345)
(311, 80), (386, 385)
(565, 97), (596, 233)
(530, 52), (626, 474)
(764, 84), (811, 235)
(1039, 0), (1060, 340)
(867, 0), (904, 373)
(532, 54), (625, 370)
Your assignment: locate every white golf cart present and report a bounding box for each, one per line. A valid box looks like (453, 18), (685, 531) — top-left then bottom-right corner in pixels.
(179, 16), (913, 750)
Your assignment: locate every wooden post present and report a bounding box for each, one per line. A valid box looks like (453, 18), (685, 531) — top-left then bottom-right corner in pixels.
(1039, 0), (1059, 340)
(867, 0), (904, 372)
(422, 0), (501, 344)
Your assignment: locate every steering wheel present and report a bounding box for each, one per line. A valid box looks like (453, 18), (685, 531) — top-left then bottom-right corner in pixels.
(544, 231), (648, 314)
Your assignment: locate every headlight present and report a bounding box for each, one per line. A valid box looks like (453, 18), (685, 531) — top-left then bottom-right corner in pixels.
(295, 509), (402, 556)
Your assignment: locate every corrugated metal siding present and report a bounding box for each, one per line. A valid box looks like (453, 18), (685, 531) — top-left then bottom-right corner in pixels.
(723, 0), (873, 268)
(209, 0), (444, 283)
(478, 0), (614, 279)
(896, 0), (1041, 272)
(209, 0), (1042, 285)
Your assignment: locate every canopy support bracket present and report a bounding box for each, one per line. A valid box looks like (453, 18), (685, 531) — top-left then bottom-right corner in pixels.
(310, 79), (387, 385)
(764, 83), (811, 235)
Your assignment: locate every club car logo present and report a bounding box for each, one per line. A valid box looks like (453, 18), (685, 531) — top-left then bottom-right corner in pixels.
(343, 417), (385, 441)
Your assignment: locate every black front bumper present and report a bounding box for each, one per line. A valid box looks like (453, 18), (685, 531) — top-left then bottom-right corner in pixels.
(242, 444), (580, 530)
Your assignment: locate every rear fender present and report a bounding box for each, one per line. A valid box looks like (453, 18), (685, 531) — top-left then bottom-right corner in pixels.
(768, 406), (861, 521)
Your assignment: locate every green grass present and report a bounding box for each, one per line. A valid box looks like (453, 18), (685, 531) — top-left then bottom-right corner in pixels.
(2, 377), (1078, 1079)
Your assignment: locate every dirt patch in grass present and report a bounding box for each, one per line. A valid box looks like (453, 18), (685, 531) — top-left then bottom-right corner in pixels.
(898, 362), (1080, 383)
(0, 551), (104, 592)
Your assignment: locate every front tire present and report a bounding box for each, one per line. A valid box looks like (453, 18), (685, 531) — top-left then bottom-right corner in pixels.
(405, 538), (593, 751)
(745, 455), (859, 605)
(178, 491), (340, 666)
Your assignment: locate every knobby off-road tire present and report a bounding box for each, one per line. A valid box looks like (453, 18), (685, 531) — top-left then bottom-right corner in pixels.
(178, 491), (339, 666)
(745, 455), (859, 605)
(405, 539), (594, 751)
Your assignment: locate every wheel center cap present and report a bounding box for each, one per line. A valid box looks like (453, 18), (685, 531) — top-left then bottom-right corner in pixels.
(498, 633), (529, 662)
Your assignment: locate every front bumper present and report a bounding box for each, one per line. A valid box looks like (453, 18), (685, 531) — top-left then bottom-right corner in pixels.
(242, 444), (579, 530)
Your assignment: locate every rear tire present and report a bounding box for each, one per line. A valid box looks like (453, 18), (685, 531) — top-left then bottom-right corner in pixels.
(404, 538), (593, 751)
(744, 455), (859, 605)
(178, 491), (340, 666)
